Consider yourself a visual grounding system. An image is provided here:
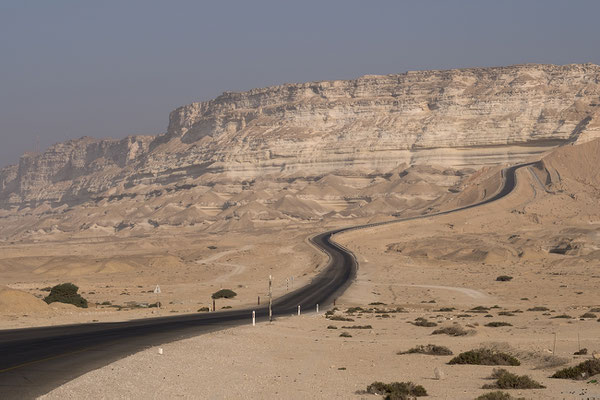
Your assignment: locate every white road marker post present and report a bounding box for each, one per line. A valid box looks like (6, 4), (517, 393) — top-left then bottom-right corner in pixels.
(252, 311), (256, 326)
(154, 285), (161, 310)
(268, 275), (273, 323)
(158, 347), (163, 355)
(316, 304), (319, 313)
(298, 305), (301, 316)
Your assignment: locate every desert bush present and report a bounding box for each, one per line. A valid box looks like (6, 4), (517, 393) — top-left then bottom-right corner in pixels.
(448, 349), (520, 366)
(436, 307), (455, 312)
(580, 312), (597, 319)
(590, 307), (600, 313)
(327, 325), (338, 329)
(485, 322), (513, 328)
(328, 315), (354, 322)
(551, 359), (600, 380)
(369, 302), (386, 306)
(470, 306), (490, 313)
(221, 305), (232, 309)
(476, 392), (525, 400)
(482, 342), (568, 369)
(211, 289), (237, 299)
(197, 307), (209, 312)
(366, 381), (427, 399)
(550, 314), (572, 319)
(346, 306), (364, 313)
(496, 276), (513, 282)
(498, 311), (515, 316)
(574, 348), (588, 355)
(339, 332), (352, 338)
(43, 283), (88, 308)
(342, 325), (372, 329)
(432, 325), (471, 336)
(399, 344), (453, 356)
(527, 306), (549, 311)
(412, 317), (437, 327)
(100, 301), (111, 306)
(482, 368), (544, 389)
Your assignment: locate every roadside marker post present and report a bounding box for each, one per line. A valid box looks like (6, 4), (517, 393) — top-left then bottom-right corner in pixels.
(316, 304), (319, 313)
(212, 298), (216, 312)
(252, 311), (256, 326)
(153, 285), (161, 309)
(268, 275), (273, 322)
(298, 305), (301, 316)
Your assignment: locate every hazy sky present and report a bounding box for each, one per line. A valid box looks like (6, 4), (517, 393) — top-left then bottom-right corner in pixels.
(1, 0), (599, 167)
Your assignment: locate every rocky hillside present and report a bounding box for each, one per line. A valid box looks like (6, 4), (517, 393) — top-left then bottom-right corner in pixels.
(0, 63), (599, 237)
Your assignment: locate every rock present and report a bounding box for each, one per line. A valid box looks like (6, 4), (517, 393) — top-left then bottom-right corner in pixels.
(434, 367), (445, 380)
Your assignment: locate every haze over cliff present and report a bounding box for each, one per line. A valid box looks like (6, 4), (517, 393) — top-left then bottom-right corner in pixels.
(1, 63), (599, 238)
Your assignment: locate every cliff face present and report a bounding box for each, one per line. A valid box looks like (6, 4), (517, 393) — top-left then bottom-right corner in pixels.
(2, 63), (600, 208)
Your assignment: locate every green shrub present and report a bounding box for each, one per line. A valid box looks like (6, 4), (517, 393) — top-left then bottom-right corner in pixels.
(339, 332), (352, 338)
(328, 315), (354, 322)
(498, 311), (515, 316)
(197, 307), (210, 312)
(399, 344), (453, 356)
(366, 381), (427, 399)
(342, 325), (372, 329)
(551, 359), (600, 380)
(496, 276), (513, 282)
(346, 306), (364, 313)
(327, 325), (338, 329)
(448, 349), (520, 366)
(43, 283), (88, 308)
(211, 289), (237, 299)
(574, 348), (588, 355)
(580, 312), (597, 319)
(485, 322), (513, 327)
(550, 314), (572, 319)
(437, 307), (456, 312)
(482, 368), (545, 389)
(476, 391), (525, 400)
(432, 325), (471, 336)
(412, 317), (438, 327)
(527, 306), (549, 311)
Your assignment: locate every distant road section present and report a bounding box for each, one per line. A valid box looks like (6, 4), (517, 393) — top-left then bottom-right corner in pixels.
(0, 161), (534, 399)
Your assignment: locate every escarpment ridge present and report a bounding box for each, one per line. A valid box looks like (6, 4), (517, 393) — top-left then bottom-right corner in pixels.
(1, 63), (600, 212)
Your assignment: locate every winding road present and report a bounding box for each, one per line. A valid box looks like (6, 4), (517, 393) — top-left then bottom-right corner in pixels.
(0, 161), (535, 399)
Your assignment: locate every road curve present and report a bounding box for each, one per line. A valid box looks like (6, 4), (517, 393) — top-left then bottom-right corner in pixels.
(0, 161), (536, 399)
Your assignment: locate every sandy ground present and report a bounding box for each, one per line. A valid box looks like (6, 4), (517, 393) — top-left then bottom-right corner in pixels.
(34, 141), (600, 399)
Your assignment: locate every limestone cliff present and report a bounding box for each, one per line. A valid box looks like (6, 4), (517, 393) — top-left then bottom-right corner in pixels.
(1, 63), (600, 209)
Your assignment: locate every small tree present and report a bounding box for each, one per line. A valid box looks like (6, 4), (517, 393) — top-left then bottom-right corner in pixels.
(44, 283), (88, 308)
(211, 289), (237, 299)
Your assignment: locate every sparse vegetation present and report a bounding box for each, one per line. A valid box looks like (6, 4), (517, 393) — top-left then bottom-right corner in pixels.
(527, 306), (549, 311)
(43, 283), (88, 308)
(399, 344), (453, 356)
(342, 325), (372, 329)
(327, 325), (338, 329)
(448, 349), (520, 366)
(197, 307), (210, 312)
(482, 369), (544, 389)
(498, 311), (515, 316)
(346, 306), (365, 313)
(369, 302), (386, 306)
(432, 325), (471, 336)
(550, 314), (572, 319)
(470, 306), (490, 313)
(485, 322), (513, 327)
(365, 381), (427, 399)
(437, 307), (455, 312)
(411, 317), (437, 327)
(496, 275), (513, 282)
(339, 332), (352, 338)
(100, 301), (111, 306)
(580, 312), (597, 319)
(551, 359), (600, 380)
(476, 392), (525, 400)
(574, 348), (588, 355)
(327, 315), (354, 322)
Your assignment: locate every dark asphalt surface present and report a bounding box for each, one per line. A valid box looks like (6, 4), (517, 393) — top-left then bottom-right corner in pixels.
(0, 161), (536, 399)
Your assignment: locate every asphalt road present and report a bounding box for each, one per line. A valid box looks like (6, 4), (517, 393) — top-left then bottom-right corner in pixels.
(0, 161), (536, 399)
